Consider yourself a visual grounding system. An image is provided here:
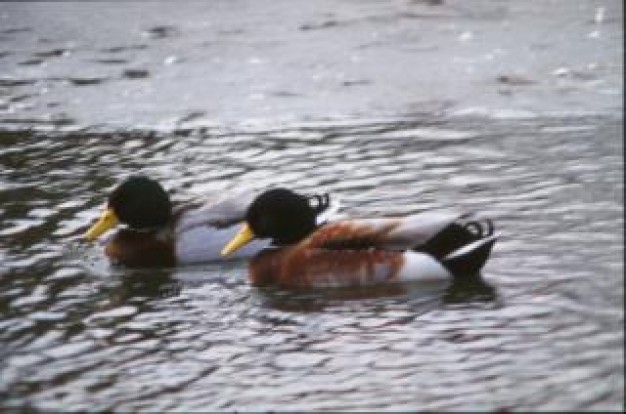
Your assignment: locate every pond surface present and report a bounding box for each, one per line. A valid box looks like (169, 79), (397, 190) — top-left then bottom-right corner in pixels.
(0, 115), (623, 411)
(0, 0), (623, 411)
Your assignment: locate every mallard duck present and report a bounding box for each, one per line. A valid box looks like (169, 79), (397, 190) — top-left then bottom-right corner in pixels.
(84, 176), (335, 268)
(221, 188), (498, 289)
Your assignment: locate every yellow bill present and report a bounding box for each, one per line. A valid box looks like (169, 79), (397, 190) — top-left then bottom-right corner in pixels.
(85, 208), (119, 242)
(221, 223), (255, 256)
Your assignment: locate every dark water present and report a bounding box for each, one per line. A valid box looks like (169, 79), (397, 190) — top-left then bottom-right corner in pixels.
(0, 115), (623, 411)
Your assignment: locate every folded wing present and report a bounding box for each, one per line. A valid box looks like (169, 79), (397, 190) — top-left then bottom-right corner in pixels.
(305, 211), (469, 252)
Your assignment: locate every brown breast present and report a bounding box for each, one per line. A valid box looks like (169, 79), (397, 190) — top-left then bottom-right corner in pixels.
(104, 229), (176, 268)
(249, 245), (406, 289)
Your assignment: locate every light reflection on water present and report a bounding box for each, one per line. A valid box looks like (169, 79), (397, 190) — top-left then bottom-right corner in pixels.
(0, 115), (623, 411)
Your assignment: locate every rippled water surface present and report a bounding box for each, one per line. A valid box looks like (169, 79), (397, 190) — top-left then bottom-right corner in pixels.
(0, 114), (623, 411)
(1, 0), (623, 410)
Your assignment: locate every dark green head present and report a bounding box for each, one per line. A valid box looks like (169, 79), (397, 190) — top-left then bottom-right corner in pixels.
(246, 188), (329, 245)
(108, 175), (172, 229)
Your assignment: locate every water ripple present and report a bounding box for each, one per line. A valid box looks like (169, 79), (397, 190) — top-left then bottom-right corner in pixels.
(0, 115), (622, 411)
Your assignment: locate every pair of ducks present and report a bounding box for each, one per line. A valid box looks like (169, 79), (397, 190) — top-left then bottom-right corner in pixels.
(85, 176), (497, 289)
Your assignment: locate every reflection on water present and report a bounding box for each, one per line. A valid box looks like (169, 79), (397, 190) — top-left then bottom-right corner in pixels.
(0, 115), (623, 411)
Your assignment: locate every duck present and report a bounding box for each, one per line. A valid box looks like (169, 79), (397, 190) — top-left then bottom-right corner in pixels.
(84, 176), (336, 268)
(221, 188), (498, 289)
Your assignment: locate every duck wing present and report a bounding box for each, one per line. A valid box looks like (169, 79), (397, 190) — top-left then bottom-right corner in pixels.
(175, 191), (256, 234)
(306, 211), (466, 251)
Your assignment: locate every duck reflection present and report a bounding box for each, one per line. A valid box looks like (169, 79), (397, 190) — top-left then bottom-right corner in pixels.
(442, 273), (497, 305)
(256, 273), (497, 312)
(107, 268), (181, 304)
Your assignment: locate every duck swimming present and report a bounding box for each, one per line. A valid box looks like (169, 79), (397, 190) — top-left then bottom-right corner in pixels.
(221, 188), (498, 289)
(84, 176), (334, 268)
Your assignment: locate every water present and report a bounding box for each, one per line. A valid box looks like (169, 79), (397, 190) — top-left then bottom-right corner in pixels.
(1, 0), (623, 411)
(0, 115), (622, 411)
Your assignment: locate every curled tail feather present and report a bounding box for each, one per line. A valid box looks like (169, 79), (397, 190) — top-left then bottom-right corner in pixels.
(416, 218), (495, 260)
(441, 235), (498, 277)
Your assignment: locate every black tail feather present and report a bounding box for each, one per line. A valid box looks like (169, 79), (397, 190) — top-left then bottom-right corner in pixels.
(441, 235), (498, 277)
(417, 218), (494, 260)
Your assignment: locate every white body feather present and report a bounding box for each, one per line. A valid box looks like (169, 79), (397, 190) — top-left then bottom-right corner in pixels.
(352, 211), (463, 249)
(397, 251), (452, 282)
(174, 193), (268, 264)
(176, 224), (269, 263)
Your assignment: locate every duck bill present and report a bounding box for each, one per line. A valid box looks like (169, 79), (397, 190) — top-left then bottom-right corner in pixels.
(85, 208), (119, 242)
(222, 224), (255, 257)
